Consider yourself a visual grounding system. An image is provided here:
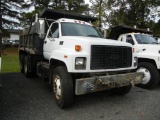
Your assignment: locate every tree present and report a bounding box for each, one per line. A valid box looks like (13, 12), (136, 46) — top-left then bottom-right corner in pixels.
(153, 20), (160, 35)
(22, 0), (88, 21)
(1, 0), (21, 29)
(65, 0), (88, 13)
(90, 0), (109, 28)
(106, 0), (127, 27)
(21, 0), (88, 29)
(107, 0), (160, 29)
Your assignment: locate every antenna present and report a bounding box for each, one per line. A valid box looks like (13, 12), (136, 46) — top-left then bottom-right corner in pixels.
(63, 10), (66, 18)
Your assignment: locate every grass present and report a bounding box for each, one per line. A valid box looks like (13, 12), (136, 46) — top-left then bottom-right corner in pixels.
(1, 47), (20, 73)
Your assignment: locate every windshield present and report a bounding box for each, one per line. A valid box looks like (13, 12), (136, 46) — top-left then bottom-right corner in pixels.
(134, 34), (158, 44)
(61, 22), (103, 38)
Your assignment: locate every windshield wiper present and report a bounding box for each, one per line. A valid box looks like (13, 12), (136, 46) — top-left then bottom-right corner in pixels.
(87, 35), (99, 37)
(141, 42), (148, 44)
(151, 42), (158, 44)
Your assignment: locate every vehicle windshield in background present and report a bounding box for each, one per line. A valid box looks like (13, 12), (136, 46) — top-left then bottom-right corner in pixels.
(61, 22), (103, 38)
(134, 34), (158, 44)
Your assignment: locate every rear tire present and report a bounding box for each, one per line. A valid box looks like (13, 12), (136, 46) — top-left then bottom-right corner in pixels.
(19, 54), (25, 73)
(24, 56), (31, 78)
(112, 85), (132, 95)
(135, 62), (160, 89)
(51, 66), (73, 108)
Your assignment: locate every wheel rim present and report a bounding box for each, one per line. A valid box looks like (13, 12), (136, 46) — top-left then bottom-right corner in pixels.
(53, 75), (61, 100)
(137, 67), (151, 84)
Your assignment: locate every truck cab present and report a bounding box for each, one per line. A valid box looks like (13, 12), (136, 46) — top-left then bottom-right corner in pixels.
(44, 18), (104, 72)
(43, 18), (138, 73)
(109, 26), (160, 89)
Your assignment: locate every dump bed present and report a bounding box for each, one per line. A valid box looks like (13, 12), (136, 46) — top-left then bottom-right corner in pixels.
(39, 8), (97, 22)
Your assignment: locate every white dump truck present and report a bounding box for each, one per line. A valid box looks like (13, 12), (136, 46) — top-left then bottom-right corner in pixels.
(19, 9), (143, 108)
(109, 25), (159, 89)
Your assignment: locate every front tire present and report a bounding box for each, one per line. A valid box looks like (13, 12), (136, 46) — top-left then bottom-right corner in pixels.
(136, 62), (160, 89)
(51, 66), (73, 108)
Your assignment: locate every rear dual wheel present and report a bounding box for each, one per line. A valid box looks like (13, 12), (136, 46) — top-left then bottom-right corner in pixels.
(19, 54), (25, 73)
(20, 54), (35, 78)
(24, 56), (31, 77)
(24, 55), (35, 78)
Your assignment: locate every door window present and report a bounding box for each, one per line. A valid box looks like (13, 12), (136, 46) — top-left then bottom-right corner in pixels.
(49, 23), (59, 38)
(126, 35), (134, 45)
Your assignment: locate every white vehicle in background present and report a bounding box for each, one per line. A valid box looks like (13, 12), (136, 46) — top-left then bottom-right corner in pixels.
(109, 25), (160, 89)
(11, 40), (19, 47)
(2, 40), (12, 47)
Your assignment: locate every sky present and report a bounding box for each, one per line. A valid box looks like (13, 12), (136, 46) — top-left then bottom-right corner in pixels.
(85, 0), (91, 5)
(85, 0), (90, 4)
(28, 0), (91, 12)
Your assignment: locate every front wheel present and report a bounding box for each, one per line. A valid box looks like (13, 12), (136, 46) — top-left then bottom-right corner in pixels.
(112, 85), (132, 95)
(51, 66), (73, 108)
(135, 62), (160, 89)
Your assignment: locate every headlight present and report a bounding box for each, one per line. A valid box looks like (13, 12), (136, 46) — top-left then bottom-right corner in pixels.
(75, 57), (86, 70)
(75, 58), (84, 65)
(134, 57), (138, 67)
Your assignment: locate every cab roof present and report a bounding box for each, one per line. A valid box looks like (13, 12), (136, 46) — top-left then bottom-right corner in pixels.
(57, 18), (92, 26)
(39, 8), (97, 22)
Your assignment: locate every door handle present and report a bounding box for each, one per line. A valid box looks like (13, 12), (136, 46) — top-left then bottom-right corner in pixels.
(44, 41), (47, 44)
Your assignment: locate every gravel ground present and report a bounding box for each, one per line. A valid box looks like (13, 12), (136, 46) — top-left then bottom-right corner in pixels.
(0, 73), (160, 120)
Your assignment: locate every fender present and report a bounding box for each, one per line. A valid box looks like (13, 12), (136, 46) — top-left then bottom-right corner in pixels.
(49, 48), (87, 72)
(137, 52), (160, 69)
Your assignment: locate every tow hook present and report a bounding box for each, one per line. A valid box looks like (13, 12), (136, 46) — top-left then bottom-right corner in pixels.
(130, 79), (135, 87)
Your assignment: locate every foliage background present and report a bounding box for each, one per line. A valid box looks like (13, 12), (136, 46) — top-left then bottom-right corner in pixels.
(2, 0), (160, 35)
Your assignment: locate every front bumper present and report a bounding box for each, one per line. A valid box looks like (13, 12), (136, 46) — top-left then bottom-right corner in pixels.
(75, 72), (143, 95)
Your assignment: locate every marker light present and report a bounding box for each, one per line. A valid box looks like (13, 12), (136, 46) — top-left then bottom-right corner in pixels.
(133, 48), (135, 53)
(75, 45), (81, 51)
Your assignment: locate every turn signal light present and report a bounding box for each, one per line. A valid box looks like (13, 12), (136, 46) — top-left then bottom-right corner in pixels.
(133, 48), (135, 53)
(75, 45), (81, 51)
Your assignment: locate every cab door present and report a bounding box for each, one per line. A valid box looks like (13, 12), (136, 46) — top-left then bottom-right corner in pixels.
(43, 22), (60, 59)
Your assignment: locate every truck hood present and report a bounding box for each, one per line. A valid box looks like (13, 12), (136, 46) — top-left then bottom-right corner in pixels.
(137, 44), (160, 54)
(61, 36), (132, 47)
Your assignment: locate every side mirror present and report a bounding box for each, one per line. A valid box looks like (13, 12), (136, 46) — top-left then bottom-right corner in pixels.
(36, 19), (45, 39)
(96, 27), (107, 38)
